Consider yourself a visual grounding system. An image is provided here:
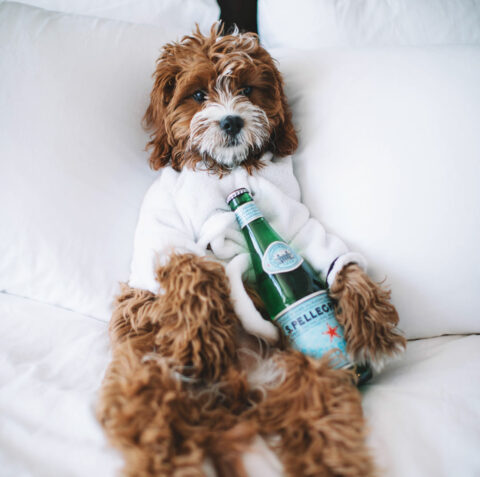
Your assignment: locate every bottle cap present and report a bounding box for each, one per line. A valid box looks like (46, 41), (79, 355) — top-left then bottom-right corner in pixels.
(226, 188), (250, 204)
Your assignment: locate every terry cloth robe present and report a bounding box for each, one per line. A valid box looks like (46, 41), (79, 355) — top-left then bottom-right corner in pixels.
(129, 152), (366, 343)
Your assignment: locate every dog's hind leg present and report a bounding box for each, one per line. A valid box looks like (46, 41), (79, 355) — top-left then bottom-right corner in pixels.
(97, 284), (209, 477)
(98, 344), (209, 476)
(249, 348), (376, 477)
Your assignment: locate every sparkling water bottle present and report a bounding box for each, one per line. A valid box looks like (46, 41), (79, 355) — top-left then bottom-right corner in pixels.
(227, 188), (371, 385)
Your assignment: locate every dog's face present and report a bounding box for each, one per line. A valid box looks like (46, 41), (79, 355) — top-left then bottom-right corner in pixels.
(144, 26), (297, 174)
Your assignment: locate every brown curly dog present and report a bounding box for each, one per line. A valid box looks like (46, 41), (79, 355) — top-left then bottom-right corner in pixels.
(97, 25), (406, 477)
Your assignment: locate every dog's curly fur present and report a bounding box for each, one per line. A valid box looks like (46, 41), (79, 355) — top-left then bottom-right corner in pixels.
(98, 255), (383, 477)
(98, 25), (406, 477)
(143, 25), (297, 175)
(99, 255), (256, 476)
(330, 264), (406, 371)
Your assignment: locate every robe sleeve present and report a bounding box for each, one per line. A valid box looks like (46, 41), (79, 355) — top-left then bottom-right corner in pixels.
(268, 157), (367, 286)
(128, 174), (204, 294)
(290, 217), (367, 287)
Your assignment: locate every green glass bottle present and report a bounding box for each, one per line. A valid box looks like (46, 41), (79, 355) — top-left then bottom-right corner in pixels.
(227, 188), (372, 385)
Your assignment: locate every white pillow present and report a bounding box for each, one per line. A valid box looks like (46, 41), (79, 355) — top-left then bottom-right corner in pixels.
(0, 2), (216, 320)
(2, 0), (219, 29)
(272, 46), (480, 339)
(259, 0), (480, 49)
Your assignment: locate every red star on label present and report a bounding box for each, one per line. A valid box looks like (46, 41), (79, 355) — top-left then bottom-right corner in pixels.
(323, 324), (341, 342)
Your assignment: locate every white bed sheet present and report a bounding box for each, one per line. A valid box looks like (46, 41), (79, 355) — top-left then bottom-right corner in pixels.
(0, 292), (121, 477)
(363, 333), (480, 477)
(0, 292), (479, 477)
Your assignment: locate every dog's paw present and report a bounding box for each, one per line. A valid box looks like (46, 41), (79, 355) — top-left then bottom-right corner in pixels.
(355, 332), (406, 373)
(330, 264), (406, 372)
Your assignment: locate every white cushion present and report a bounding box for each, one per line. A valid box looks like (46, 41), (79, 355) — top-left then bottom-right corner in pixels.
(259, 0), (480, 49)
(2, 0), (219, 28)
(0, 2), (214, 320)
(273, 46), (480, 339)
(364, 335), (480, 476)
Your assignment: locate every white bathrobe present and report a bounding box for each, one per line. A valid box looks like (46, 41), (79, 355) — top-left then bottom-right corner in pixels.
(129, 152), (365, 343)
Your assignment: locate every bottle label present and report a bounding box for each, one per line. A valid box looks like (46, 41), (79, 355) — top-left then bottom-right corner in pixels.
(262, 241), (303, 274)
(274, 291), (350, 368)
(234, 202), (263, 228)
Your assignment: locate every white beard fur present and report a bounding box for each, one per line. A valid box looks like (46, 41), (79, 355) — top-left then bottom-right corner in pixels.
(188, 90), (270, 168)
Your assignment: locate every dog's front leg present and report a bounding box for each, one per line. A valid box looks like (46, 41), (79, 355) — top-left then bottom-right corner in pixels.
(329, 264), (406, 371)
(98, 253), (255, 477)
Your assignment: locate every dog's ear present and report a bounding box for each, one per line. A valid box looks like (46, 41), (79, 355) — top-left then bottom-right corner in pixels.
(270, 71), (298, 158)
(143, 54), (178, 170)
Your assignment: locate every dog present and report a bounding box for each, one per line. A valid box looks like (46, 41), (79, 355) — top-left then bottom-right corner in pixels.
(97, 25), (406, 477)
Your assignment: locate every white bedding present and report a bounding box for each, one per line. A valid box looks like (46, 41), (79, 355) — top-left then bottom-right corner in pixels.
(0, 292), (479, 476)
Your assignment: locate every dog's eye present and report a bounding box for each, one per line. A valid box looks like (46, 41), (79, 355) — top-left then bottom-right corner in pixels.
(192, 90), (206, 103)
(240, 86), (253, 96)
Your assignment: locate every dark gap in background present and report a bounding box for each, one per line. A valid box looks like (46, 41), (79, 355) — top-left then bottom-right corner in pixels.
(218, 0), (258, 34)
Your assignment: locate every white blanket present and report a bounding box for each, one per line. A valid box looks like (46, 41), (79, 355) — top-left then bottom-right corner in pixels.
(128, 152), (365, 343)
(1, 292), (479, 476)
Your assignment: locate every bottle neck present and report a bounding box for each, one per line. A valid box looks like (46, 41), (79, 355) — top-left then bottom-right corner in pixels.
(228, 191), (261, 226)
(229, 192), (284, 254)
(228, 191), (255, 211)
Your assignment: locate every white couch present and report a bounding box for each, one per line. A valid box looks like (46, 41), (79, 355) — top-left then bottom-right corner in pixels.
(1, 1), (480, 476)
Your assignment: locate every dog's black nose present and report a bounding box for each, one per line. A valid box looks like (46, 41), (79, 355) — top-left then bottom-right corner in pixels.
(220, 115), (244, 136)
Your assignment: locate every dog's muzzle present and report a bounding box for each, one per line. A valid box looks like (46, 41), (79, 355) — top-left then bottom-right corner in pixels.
(188, 92), (270, 168)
